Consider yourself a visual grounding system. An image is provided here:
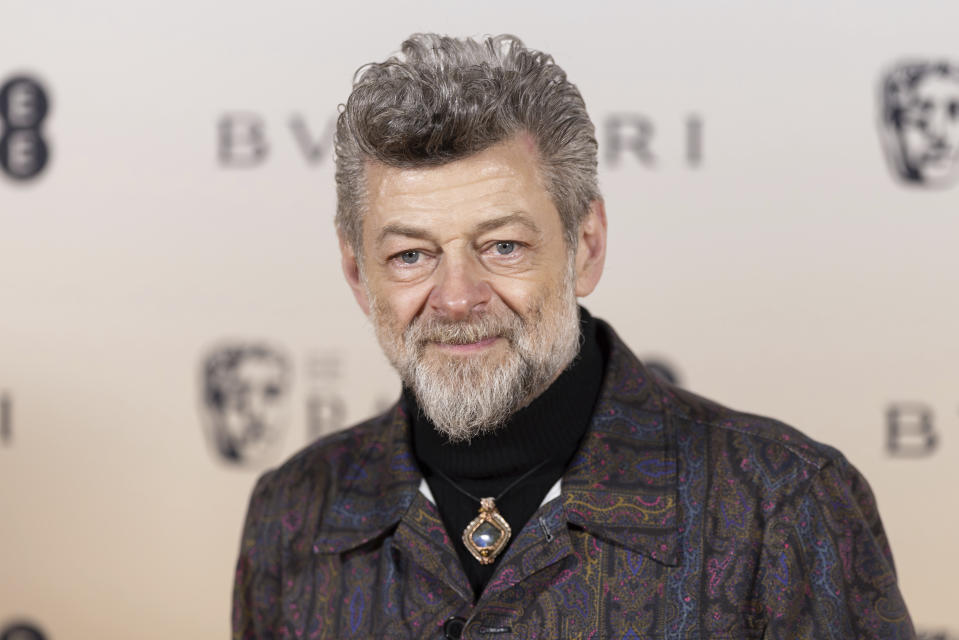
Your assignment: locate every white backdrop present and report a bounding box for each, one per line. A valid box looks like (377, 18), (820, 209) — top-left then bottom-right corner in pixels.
(1, 1), (956, 638)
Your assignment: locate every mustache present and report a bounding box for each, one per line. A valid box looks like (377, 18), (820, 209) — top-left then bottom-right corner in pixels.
(405, 312), (522, 347)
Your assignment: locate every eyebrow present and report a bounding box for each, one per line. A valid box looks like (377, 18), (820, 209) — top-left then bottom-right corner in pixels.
(474, 213), (541, 236)
(376, 223), (436, 246)
(376, 212), (541, 246)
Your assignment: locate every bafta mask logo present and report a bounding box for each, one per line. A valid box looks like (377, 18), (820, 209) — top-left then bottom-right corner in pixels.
(200, 343), (291, 466)
(879, 60), (959, 187)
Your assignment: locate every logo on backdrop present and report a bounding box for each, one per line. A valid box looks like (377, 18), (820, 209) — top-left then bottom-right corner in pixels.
(643, 358), (682, 386)
(0, 75), (51, 181)
(199, 343), (292, 466)
(604, 114), (702, 168)
(879, 60), (959, 187)
(303, 350), (396, 440)
(216, 112), (703, 169)
(1, 391), (12, 446)
(304, 350), (347, 441)
(217, 113), (334, 167)
(0, 621), (47, 640)
(885, 402), (940, 457)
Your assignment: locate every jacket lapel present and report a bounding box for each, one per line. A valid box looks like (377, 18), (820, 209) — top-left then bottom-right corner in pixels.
(475, 494), (575, 603)
(391, 491), (474, 602)
(562, 321), (680, 566)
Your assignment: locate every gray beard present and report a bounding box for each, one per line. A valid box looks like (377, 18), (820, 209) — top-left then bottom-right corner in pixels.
(369, 273), (581, 443)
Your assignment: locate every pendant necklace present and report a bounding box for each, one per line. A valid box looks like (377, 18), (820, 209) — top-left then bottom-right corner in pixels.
(431, 459), (550, 565)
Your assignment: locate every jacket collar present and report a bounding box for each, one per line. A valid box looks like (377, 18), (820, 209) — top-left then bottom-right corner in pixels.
(311, 402), (422, 554)
(313, 319), (679, 567)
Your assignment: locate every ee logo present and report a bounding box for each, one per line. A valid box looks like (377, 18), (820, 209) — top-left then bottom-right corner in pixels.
(0, 75), (50, 181)
(0, 622), (47, 640)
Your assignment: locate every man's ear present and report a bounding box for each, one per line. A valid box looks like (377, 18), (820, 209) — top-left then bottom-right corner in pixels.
(339, 232), (371, 315)
(574, 200), (608, 297)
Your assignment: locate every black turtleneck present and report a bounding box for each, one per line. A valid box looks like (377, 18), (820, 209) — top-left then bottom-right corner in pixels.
(407, 307), (606, 599)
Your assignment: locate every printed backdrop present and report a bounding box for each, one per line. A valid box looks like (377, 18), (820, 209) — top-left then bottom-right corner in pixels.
(1, 1), (956, 637)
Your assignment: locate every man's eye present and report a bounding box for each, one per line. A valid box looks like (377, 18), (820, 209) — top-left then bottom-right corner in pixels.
(399, 250), (420, 264)
(494, 241), (516, 255)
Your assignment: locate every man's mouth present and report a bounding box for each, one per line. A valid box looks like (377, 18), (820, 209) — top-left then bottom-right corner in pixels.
(429, 336), (501, 353)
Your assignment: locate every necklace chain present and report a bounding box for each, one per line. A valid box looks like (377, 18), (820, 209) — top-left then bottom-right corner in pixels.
(432, 458), (550, 504)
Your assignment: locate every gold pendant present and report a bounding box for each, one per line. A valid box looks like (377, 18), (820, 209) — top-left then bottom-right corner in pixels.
(462, 497), (511, 564)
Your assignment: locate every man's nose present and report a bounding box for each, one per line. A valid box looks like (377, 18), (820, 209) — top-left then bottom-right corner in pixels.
(428, 254), (492, 321)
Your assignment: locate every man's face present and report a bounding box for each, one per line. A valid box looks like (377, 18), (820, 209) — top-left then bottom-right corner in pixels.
(340, 135), (605, 441)
(898, 73), (959, 184)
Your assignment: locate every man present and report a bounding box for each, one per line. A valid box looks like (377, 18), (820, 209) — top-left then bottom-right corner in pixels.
(880, 60), (959, 186)
(234, 34), (915, 639)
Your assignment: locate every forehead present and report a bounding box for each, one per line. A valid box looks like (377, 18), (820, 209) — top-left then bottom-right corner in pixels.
(362, 135), (559, 236)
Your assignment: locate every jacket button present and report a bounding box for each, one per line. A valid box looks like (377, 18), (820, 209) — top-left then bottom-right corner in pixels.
(443, 616), (466, 639)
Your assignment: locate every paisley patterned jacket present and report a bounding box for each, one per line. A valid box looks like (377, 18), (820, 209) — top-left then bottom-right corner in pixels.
(233, 321), (915, 639)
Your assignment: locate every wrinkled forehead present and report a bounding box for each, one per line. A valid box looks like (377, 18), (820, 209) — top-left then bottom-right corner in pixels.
(361, 137), (558, 235)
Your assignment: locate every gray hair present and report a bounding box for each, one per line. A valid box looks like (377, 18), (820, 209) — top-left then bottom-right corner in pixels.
(334, 33), (600, 255)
